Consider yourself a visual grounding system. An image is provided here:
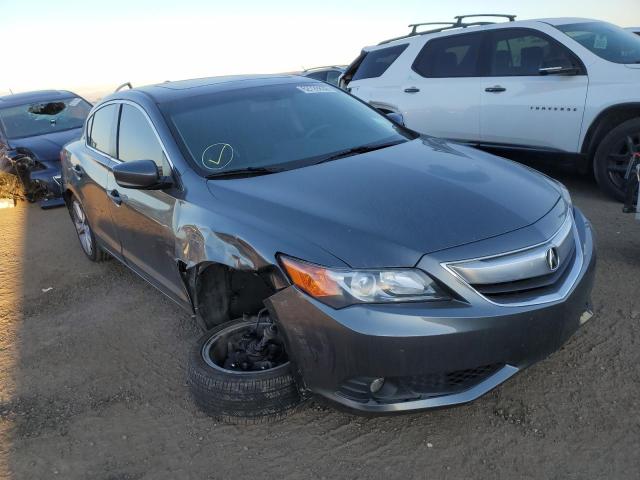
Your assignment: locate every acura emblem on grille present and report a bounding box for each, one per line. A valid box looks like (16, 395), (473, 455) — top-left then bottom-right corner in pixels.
(546, 247), (560, 271)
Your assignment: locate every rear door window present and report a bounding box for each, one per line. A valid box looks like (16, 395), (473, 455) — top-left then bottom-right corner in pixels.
(88, 104), (117, 157)
(351, 44), (408, 81)
(412, 32), (484, 78)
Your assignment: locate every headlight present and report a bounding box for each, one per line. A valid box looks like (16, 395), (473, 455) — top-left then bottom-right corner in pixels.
(279, 255), (449, 308)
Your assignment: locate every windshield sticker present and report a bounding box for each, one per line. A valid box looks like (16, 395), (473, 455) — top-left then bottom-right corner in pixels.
(296, 85), (337, 94)
(202, 143), (234, 170)
(593, 34), (608, 50)
(69, 98), (81, 107)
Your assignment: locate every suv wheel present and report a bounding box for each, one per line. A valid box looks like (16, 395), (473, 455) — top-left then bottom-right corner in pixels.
(187, 318), (302, 424)
(594, 118), (640, 201)
(69, 197), (110, 262)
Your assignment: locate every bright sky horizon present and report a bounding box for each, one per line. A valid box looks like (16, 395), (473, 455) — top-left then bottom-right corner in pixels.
(2, 0), (640, 99)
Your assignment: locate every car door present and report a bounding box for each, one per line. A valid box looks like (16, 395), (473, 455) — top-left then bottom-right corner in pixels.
(106, 102), (190, 306)
(479, 28), (588, 152)
(80, 104), (122, 256)
(399, 32), (484, 141)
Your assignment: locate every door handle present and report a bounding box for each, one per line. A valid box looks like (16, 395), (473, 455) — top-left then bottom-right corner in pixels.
(485, 86), (507, 93)
(108, 189), (122, 206)
(72, 164), (84, 178)
(404, 87), (420, 93)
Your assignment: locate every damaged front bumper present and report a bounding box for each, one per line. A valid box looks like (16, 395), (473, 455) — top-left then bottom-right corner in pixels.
(266, 208), (596, 413)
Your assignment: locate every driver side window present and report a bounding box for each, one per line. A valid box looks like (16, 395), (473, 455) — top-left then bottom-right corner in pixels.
(117, 104), (170, 175)
(488, 29), (580, 76)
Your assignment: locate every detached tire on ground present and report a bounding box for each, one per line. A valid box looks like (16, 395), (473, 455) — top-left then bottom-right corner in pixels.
(187, 318), (302, 424)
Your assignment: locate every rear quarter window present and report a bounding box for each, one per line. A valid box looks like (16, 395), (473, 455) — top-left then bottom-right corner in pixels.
(351, 44), (408, 81)
(412, 32), (484, 78)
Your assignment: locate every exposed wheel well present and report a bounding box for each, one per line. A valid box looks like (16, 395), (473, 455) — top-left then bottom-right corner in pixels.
(582, 104), (640, 163)
(192, 263), (282, 330)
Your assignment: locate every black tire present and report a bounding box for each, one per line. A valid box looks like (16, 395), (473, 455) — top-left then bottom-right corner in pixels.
(188, 319), (302, 424)
(69, 196), (110, 262)
(594, 118), (640, 202)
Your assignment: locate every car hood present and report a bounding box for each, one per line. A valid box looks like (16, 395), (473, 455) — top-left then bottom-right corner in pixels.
(8, 128), (82, 162)
(207, 138), (561, 268)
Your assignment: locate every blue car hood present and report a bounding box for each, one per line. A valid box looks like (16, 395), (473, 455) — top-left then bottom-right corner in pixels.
(207, 138), (561, 268)
(8, 128), (82, 162)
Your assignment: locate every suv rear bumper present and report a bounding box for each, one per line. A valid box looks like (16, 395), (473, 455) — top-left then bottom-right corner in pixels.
(267, 209), (595, 413)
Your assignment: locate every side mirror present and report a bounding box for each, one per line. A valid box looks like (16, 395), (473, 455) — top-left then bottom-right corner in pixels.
(539, 66), (580, 76)
(386, 112), (405, 126)
(113, 159), (169, 189)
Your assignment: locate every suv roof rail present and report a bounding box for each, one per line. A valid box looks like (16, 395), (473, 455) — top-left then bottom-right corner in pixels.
(454, 14), (516, 25)
(408, 22), (457, 35)
(379, 13), (517, 45)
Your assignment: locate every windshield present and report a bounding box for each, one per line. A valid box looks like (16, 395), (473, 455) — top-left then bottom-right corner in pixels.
(0, 97), (91, 139)
(557, 22), (640, 64)
(160, 82), (412, 175)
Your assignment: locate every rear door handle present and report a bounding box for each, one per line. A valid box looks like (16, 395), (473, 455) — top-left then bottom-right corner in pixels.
(404, 87), (420, 93)
(72, 164), (84, 178)
(108, 189), (122, 206)
(485, 86), (506, 93)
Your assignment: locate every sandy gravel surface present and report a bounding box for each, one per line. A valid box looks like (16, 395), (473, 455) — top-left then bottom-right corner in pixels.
(0, 168), (639, 479)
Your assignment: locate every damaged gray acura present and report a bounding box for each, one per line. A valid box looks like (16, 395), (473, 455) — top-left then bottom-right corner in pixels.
(61, 75), (595, 423)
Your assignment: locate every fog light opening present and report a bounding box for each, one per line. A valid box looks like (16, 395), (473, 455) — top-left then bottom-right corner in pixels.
(370, 377), (385, 394)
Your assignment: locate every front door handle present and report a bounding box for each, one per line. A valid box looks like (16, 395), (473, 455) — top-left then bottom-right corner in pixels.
(72, 164), (84, 178)
(108, 189), (122, 206)
(404, 87), (420, 93)
(485, 86), (507, 93)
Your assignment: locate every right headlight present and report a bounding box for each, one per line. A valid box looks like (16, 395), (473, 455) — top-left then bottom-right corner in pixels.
(279, 255), (450, 308)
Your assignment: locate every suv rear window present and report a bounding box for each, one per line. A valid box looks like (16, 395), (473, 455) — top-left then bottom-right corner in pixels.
(412, 32), (483, 78)
(351, 44), (408, 81)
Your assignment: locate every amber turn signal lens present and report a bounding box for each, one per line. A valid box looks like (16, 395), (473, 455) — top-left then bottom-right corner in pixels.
(280, 256), (341, 297)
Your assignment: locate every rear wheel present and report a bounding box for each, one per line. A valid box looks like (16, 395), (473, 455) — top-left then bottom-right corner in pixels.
(187, 318), (302, 424)
(594, 118), (640, 201)
(70, 197), (110, 262)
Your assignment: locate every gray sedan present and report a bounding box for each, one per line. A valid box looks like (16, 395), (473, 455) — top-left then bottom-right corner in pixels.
(61, 75), (595, 423)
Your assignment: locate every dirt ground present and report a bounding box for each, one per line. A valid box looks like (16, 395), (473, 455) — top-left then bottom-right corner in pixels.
(0, 167), (639, 480)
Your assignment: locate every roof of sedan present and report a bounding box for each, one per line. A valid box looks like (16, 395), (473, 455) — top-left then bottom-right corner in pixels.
(109, 75), (314, 104)
(0, 90), (78, 108)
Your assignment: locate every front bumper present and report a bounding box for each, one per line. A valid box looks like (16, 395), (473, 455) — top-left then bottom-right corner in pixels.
(29, 162), (65, 208)
(267, 208), (596, 413)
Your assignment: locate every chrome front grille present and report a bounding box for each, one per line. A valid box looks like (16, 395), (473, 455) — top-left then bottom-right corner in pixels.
(443, 213), (582, 306)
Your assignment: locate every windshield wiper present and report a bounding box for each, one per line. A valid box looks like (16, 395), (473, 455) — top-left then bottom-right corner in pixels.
(206, 166), (282, 179)
(313, 140), (406, 166)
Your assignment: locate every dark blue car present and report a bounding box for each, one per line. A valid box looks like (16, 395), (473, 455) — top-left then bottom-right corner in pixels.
(0, 90), (92, 207)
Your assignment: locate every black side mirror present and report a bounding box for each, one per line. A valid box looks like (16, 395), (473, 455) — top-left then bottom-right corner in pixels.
(386, 112), (405, 126)
(113, 159), (170, 190)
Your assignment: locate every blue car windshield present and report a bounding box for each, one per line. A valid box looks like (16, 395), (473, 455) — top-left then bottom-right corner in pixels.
(0, 97), (91, 139)
(160, 82), (412, 175)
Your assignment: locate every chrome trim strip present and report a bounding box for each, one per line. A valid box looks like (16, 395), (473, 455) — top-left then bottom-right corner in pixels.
(441, 213), (584, 307)
(448, 214), (573, 285)
(319, 365), (519, 412)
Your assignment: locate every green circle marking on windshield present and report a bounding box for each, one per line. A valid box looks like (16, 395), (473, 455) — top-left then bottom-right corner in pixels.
(202, 143), (234, 170)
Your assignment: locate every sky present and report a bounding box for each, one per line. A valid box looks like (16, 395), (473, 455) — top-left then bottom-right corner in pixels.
(1, 0), (640, 98)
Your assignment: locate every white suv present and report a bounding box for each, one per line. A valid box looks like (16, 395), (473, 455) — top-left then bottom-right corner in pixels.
(341, 15), (640, 200)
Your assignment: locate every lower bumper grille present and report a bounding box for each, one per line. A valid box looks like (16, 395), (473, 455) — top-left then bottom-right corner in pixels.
(337, 363), (503, 404)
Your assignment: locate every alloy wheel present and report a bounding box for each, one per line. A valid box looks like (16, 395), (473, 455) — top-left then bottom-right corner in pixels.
(606, 133), (640, 192)
(72, 200), (93, 256)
